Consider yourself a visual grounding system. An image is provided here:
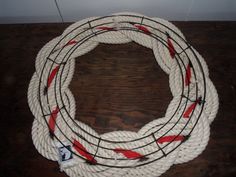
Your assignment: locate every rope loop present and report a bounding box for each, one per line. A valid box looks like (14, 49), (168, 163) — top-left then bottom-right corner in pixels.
(28, 12), (219, 177)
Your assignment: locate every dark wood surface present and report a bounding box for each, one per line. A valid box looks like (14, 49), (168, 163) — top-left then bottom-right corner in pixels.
(0, 22), (236, 177)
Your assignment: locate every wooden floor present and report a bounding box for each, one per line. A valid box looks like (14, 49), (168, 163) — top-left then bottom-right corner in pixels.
(0, 22), (236, 177)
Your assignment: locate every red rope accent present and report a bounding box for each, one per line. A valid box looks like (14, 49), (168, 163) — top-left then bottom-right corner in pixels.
(96, 26), (114, 31)
(48, 107), (60, 134)
(167, 37), (175, 58)
(114, 148), (144, 159)
(47, 66), (60, 88)
(65, 40), (77, 46)
(157, 135), (185, 144)
(183, 97), (201, 118)
(134, 24), (151, 35)
(185, 62), (192, 86)
(72, 139), (97, 164)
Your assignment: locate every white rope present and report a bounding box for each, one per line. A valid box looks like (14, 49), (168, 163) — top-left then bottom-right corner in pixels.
(28, 12), (219, 177)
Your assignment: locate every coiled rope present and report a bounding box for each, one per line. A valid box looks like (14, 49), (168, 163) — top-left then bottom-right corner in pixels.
(28, 12), (219, 177)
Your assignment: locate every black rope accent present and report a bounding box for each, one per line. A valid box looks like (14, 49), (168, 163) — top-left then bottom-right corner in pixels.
(152, 133), (166, 157)
(93, 138), (101, 159)
(140, 16), (144, 25)
(165, 31), (171, 38)
(43, 86), (48, 96)
(197, 96), (205, 105)
(189, 60), (193, 67)
(181, 95), (205, 105)
(42, 106), (65, 117)
(181, 94), (196, 102)
(128, 21), (136, 26)
(54, 0), (64, 23)
(47, 57), (67, 65)
(86, 137), (101, 165)
(88, 21), (97, 36)
(182, 135), (190, 143)
(178, 45), (192, 55)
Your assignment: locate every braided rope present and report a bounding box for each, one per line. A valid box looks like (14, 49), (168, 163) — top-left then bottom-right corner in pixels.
(28, 12), (219, 177)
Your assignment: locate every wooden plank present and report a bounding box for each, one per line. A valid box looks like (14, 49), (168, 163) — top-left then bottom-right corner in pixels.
(0, 22), (235, 177)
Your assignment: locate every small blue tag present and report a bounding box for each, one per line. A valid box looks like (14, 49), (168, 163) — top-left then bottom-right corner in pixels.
(58, 145), (73, 162)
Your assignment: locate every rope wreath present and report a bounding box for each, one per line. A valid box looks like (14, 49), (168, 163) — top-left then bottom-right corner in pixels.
(28, 12), (219, 177)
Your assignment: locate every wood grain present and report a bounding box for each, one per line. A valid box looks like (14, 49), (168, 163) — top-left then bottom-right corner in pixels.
(71, 42), (171, 133)
(0, 22), (235, 177)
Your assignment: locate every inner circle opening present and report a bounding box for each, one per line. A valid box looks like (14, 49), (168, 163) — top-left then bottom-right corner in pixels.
(69, 42), (172, 134)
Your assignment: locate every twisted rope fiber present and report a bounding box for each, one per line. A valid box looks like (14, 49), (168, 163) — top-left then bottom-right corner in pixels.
(28, 12), (219, 177)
